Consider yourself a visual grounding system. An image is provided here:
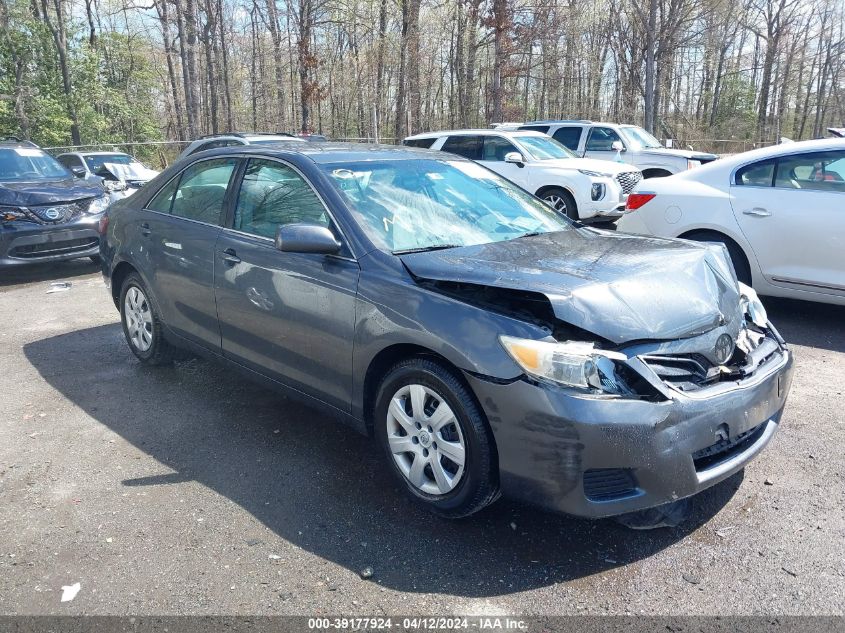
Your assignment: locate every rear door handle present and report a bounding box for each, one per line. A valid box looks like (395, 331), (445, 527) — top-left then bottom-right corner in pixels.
(140, 222), (152, 236)
(743, 207), (771, 217)
(221, 248), (241, 265)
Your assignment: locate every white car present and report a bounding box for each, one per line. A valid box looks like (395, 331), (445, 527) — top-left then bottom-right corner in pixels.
(178, 133), (306, 161)
(56, 151), (159, 201)
(403, 129), (643, 222)
(617, 138), (845, 306)
(497, 120), (718, 178)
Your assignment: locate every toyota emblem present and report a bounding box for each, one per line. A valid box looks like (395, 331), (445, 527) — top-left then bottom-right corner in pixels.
(714, 333), (734, 364)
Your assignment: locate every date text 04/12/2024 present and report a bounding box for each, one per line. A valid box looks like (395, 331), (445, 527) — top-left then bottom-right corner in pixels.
(307, 617), (529, 630)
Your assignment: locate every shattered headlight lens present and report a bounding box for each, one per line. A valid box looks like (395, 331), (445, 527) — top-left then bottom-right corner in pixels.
(86, 195), (110, 215)
(499, 336), (629, 393)
(1, 207), (29, 223)
(738, 282), (767, 328)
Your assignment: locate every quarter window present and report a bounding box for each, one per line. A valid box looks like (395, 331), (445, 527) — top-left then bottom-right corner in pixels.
(735, 160), (775, 187)
(441, 136), (483, 160)
(170, 158), (238, 224)
(585, 127), (622, 151)
(234, 159), (329, 239)
(403, 138), (437, 149)
(146, 175), (180, 213)
(774, 151), (845, 192)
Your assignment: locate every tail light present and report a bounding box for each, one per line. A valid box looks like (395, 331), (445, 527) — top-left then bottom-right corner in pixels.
(98, 214), (110, 235)
(625, 193), (656, 211)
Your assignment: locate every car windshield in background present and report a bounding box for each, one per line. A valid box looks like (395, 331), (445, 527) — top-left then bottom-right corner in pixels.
(620, 126), (663, 150)
(84, 153), (137, 172)
(0, 147), (71, 182)
(321, 158), (571, 253)
(516, 136), (577, 160)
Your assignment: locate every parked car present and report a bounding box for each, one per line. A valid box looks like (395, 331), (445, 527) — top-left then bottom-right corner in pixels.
(498, 120), (718, 178)
(178, 133), (306, 160)
(101, 143), (793, 522)
(403, 129), (643, 222)
(0, 139), (108, 266)
(617, 137), (845, 306)
(57, 151), (159, 201)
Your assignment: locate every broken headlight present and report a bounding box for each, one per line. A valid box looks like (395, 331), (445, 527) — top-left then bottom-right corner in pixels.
(86, 195), (110, 215)
(738, 282), (767, 328)
(499, 336), (630, 394)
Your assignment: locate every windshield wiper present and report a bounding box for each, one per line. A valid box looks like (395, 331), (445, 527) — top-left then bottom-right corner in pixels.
(392, 244), (463, 255)
(514, 231), (543, 239)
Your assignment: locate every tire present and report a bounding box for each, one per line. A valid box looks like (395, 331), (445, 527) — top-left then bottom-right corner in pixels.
(119, 272), (177, 365)
(374, 358), (499, 518)
(685, 232), (752, 286)
(540, 187), (578, 220)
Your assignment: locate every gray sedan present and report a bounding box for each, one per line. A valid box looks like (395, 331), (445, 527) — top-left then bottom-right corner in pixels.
(99, 143), (794, 521)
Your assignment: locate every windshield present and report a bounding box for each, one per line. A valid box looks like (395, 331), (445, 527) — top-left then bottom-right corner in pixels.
(321, 158), (571, 253)
(515, 136), (577, 160)
(84, 153), (138, 172)
(619, 126), (663, 150)
(0, 147), (71, 181)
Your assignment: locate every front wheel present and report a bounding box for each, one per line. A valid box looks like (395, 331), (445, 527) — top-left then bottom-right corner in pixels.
(119, 273), (177, 365)
(375, 358), (499, 518)
(541, 187), (578, 220)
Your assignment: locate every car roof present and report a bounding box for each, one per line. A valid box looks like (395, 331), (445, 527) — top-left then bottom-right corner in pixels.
(189, 142), (446, 164)
(0, 138), (41, 149)
(60, 151), (133, 157)
(719, 137), (845, 166)
(405, 129), (546, 140)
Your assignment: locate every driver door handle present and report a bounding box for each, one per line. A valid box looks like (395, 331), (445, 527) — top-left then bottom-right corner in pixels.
(221, 248), (241, 265)
(743, 207), (771, 217)
(140, 222), (152, 236)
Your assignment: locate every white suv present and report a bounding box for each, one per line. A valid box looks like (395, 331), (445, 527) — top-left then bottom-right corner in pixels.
(500, 120), (718, 178)
(403, 129), (643, 222)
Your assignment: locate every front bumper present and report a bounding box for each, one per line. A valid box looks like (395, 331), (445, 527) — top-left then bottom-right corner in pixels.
(0, 215), (101, 266)
(466, 339), (794, 519)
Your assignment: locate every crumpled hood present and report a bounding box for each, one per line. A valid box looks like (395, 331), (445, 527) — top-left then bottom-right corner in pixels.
(639, 147), (718, 161)
(0, 178), (104, 207)
(538, 157), (639, 175)
(100, 162), (159, 183)
(400, 230), (742, 344)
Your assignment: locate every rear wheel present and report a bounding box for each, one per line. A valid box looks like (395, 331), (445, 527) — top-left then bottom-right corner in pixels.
(683, 231), (752, 285)
(540, 187), (578, 220)
(375, 358), (499, 518)
(119, 273), (177, 365)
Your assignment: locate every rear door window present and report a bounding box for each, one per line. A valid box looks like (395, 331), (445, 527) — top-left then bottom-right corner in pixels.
(170, 158), (239, 225)
(441, 136), (483, 160)
(552, 127), (583, 150)
(773, 151), (845, 192)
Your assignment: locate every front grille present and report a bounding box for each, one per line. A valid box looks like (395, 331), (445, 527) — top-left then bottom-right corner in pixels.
(616, 171), (643, 194)
(583, 468), (639, 501)
(641, 335), (782, 393)
(11, 236), (98, 258)
(693, 422), (767, 471)
(28, 201), (86, 224)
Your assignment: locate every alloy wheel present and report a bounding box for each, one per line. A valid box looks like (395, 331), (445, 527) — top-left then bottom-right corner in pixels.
(124, 286), (153, 352)
(386, 383), (466, 496)
(543, 193), (567, 213)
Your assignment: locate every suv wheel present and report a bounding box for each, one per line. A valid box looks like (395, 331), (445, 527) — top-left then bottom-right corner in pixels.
(119, 273), (177, 365)
(375, 358), (499, 518)
(541, 187), (578, 220)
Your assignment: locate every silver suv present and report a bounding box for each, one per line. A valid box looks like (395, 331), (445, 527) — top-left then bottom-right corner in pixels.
(501, 120), (718, 178)
(177, 133), (306, 161)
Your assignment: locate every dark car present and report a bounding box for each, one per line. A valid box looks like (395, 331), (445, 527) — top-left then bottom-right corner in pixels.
(100, 143), (794, 521)
(0, 139), (109, 266)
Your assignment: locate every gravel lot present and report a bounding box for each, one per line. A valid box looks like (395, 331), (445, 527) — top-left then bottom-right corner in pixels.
(1, 260), (843, 616)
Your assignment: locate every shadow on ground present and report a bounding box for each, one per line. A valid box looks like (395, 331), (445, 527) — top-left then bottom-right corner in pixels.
(25, 323), (742, 597)
(0, 258), (100, 288)
(763, 296), (845, 354)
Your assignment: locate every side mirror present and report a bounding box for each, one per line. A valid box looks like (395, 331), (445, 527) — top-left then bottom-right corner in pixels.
(504, 151), (525, 166)
(611, 141), (625, 152)
(275, 223), (341, 255)
(70, 166), (86, 177)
